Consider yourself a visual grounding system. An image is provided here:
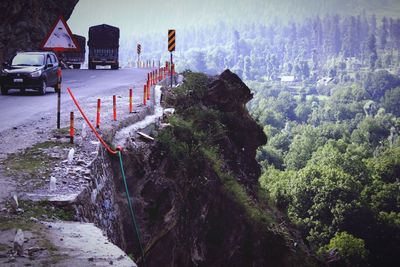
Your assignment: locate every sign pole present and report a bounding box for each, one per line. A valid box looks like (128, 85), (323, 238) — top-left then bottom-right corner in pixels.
(168, 29), (175, 88)
(170, 52), (173, 87)
(57, 89), (61, 129)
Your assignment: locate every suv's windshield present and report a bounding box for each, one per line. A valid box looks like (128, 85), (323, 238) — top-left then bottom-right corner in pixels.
(11, 54), (44, 66)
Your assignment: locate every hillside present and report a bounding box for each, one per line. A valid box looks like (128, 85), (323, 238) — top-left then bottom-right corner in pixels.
(112, 70), (321, 266)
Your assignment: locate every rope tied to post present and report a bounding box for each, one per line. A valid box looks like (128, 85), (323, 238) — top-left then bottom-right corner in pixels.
(67, 88), (146, 266)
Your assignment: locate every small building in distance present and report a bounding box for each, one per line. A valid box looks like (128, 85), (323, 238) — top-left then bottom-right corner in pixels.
(279, 75), (296, 83)
(317, 77), (334, 86)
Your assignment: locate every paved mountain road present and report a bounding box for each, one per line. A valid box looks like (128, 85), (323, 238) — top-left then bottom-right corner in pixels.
(0, 68), (150, 132)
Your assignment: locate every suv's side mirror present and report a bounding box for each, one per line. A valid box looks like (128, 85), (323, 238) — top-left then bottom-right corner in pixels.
(47, 63), (54, 68)
(2, 61), (10, 68)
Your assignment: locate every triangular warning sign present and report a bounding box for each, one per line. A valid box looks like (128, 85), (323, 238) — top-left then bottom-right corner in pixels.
(40, 16), (80, 52)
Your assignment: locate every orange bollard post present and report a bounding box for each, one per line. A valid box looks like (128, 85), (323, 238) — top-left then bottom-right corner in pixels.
(147, 82), (150, 100)
(129, 88), (133, 113)
(149, 72), (152, 86)
(113, 95), (117, 121)
(143, 85), (147, 106)
(70, 112), (74, 144)
(96, 99), (101, 128)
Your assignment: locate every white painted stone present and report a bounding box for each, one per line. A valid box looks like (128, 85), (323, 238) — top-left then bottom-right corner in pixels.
(13, 229), (24, 256)
(67, 148), (75, 164)
(49, 176), (57, 191)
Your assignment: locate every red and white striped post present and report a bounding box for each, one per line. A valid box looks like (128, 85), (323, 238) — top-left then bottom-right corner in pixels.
(147, 82), (150, 100)
(70, 112), (74, 144)
(143, 85), (147, 106)
(96, 99), (101, 128)
(129, 88), (133, 113)
(113, 95), (117, 121)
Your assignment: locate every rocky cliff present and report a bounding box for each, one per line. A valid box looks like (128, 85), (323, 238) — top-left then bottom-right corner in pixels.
(113, 70), (320, 266)
(0, 0), (79, 64)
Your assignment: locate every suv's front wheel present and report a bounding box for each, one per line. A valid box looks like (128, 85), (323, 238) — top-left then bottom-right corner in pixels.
(39, 80), (47, 95)
(1, 85), (8, 95)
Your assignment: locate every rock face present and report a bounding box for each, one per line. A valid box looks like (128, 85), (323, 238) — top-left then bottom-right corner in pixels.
(0, 0), (79, 64)
(205, 70), (268, 190)
(113, 70), (318, 267)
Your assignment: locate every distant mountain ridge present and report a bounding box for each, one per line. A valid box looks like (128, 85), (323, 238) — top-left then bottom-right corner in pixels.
(68, 0), (400, 40)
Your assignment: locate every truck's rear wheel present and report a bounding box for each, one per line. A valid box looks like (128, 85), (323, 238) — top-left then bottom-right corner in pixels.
(1, 86), (8, 95)
(111, 63), (119, 70)
(88, 62), (95, 70)
(73, 64), (81, 69)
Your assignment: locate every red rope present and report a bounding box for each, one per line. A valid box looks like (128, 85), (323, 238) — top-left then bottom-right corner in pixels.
(67, 88), (118, 155)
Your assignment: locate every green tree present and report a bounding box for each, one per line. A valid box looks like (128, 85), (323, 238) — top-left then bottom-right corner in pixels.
(364, 70), (400, 100)
(381, 87), (400, 116)
(284, 125), (324, 170)
(350, 116), (391, 149)
(275, 91), (297, 120)
(380, 17), (389, 50)
(295, 103), (312, 123)
(243, 56), (252, 80)
(326, 232), (368, 267)
(367, 34), (378, 70)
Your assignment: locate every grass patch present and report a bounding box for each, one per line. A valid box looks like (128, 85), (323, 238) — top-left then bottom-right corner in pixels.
(51, 127), (70, 136)
(0, 243), (9, 252)
(19, 200), (75, 221)
(0, 217), (36, 231)
(2, 141), (71, 190)
(164, 72), (209, 110)
(41, 254), (68, 265)
(0, 200), (75, 231)
(201, 147), (275, 226)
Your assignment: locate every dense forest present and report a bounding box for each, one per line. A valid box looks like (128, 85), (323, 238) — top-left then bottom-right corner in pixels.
(124, 13), (400, 79)
(178, 13), (399, 267)
(243, 14), (400, 267)
(123, 11), (400, 267)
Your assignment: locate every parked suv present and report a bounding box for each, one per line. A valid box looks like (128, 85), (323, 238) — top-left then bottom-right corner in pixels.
(0, 51), (61, 95)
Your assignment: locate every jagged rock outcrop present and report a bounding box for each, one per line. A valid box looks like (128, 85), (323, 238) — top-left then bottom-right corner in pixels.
(113, 70), (320, 266)
(0, 0), (79, 64)
(204, 70), (268, 190)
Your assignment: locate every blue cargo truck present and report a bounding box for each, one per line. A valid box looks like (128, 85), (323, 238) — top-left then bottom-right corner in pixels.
(88, 24), (119, 70)
(62, 34), (86, 69)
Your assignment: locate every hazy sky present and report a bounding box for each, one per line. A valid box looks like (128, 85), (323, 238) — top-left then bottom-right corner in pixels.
(68, 0), (400, 42)
(68, 0), (261, 39)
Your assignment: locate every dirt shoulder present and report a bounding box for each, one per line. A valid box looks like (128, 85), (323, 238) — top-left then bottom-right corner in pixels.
(0, 84), (151, 265)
